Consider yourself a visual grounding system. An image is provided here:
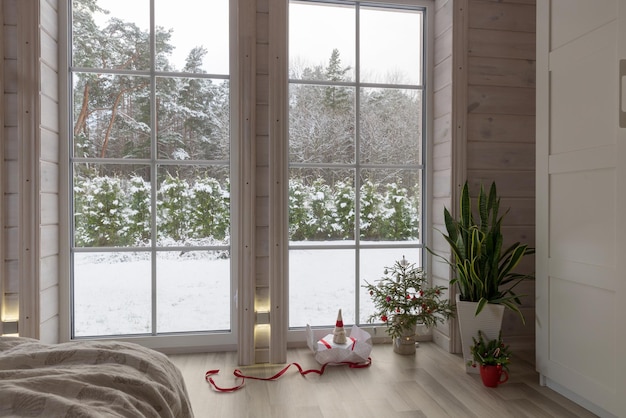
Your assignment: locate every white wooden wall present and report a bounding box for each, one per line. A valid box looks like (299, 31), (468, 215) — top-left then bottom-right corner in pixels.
(2, 0), (21, 335)
(0, 0), (534, 357)
(251, 0), (288, 365)
(254, 0), (273, 363)
(430, 0), (536, 353)
(0, 0), (59, 342)
(465, 0), (536, 348)
(0, 1), (3, 334)
(430, 0), (456, 351)
(38, 0), (61, 344)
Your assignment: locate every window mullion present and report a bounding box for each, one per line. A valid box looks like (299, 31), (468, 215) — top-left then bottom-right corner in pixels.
(149, 0), (158, 336)
(354, 2), (362, 325)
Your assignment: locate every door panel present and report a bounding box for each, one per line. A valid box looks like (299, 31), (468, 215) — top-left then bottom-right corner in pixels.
(550, 169), (615, 266)
(550, 1), (617, 50)
(550, 23), (617, 154)
(537, 0), (626, 416)
(549, 278), (615, 387)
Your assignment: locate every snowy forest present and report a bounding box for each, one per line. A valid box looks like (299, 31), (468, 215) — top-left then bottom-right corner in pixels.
(72, 0), (422, 248)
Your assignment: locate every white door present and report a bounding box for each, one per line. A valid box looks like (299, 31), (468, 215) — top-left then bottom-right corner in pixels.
(536, 1), (626, 416)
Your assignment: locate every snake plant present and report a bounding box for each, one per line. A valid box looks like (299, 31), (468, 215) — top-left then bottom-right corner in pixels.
(430, 181), (535, 322)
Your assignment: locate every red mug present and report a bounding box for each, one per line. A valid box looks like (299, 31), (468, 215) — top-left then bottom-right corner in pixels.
(479, 364), (509, 388)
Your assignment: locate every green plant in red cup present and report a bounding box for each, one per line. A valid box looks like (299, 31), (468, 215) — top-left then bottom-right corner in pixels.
(467, 330), (511, 371)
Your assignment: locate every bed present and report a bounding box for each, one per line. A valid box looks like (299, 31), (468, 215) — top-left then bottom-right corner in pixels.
(0, 337), (193, 417)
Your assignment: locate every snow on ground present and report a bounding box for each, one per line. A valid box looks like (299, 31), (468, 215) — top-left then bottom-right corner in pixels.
(73, 246), (421, 336)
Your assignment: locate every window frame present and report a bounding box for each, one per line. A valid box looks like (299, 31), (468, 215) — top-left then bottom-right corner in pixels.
(283, 0), (435, 344)
(56, 0), (433, 355)
(59, 0), (246, 352)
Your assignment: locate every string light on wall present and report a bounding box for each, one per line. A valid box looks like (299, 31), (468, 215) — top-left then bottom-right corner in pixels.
(254, 304), (271, 362)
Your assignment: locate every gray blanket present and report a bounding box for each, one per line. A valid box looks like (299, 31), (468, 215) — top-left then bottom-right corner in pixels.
(0, 337), (193, 417)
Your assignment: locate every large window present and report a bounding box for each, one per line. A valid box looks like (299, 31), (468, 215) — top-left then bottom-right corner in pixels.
(288, 0), (428, 328)
(69, 0), (231, 337)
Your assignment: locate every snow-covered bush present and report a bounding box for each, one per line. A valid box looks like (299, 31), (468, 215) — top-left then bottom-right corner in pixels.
(188, 177), (230, 241)
(74, 174), (418, 246)
(332, 179), (355, 239)
(360, 180), (384, 240)
(126, 176), (151, 244)
(379, 182), (419, 240)
(74, 176), (130, 246)
(288, 177), (419, 241)
(157, 174), (191, 242)
(288, 178), (309, 241)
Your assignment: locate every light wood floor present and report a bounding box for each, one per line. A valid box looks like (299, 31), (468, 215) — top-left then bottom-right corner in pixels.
(168, 342), (598, 418)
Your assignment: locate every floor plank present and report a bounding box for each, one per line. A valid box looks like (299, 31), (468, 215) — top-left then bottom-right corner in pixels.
(168, 342), (599, 418)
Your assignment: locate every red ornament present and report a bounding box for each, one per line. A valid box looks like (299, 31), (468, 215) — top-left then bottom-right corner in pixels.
(381, 315), (388, 322)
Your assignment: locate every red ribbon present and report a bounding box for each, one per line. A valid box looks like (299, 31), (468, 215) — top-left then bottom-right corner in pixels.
(205, 357), (372, 393)
(319, 338), (332, 349)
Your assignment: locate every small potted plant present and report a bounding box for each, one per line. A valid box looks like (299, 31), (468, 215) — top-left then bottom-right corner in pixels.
(467, 330), (511, 387)
(363, 256), (455, 354)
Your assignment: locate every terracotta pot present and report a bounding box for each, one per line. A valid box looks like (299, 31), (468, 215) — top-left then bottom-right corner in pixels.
(479, 364), (508, 387)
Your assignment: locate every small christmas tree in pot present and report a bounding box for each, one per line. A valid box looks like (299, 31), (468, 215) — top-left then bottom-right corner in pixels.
(364, 256), (455, 354)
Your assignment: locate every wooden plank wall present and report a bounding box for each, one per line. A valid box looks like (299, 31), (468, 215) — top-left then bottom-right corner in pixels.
(0, 0), (60, 342)
(254, 0), (272, 363)
(465, 0), (536, 346)
(431, 0), (455, 351)
(2, 0), (20, 334)
(0, 1), (3, 335)
(430, 0), (536, 353)
(38, 0), (60, 344)
(0, 0), (534, 354)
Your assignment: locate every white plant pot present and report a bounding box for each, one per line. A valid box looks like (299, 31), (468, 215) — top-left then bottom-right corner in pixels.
(456, 295), (505, 374)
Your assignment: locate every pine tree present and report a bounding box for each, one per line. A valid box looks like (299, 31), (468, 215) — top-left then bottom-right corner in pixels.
(323, 49), (352, 111)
